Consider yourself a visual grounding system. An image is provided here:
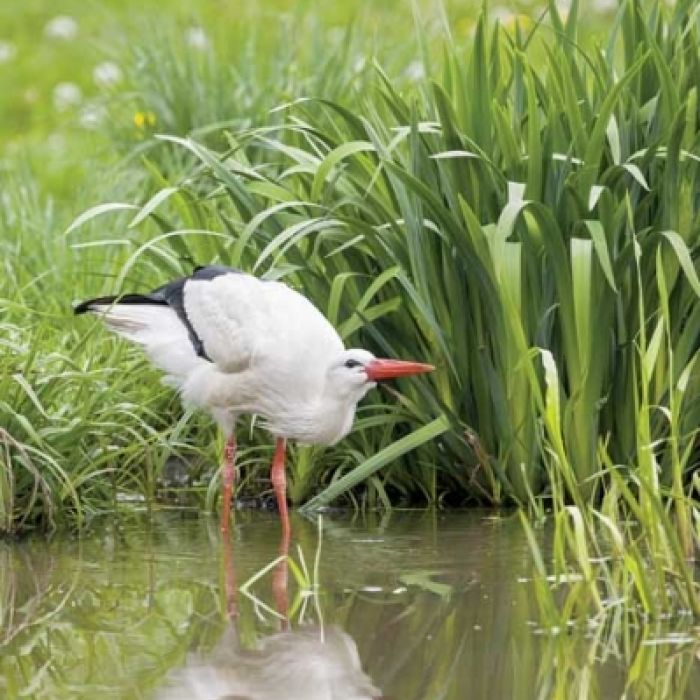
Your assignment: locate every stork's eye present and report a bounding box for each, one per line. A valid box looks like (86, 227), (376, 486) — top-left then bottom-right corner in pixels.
(344, 359), (362, 369)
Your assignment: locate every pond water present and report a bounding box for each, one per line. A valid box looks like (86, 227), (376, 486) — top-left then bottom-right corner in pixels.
(0, 510), (697, 699)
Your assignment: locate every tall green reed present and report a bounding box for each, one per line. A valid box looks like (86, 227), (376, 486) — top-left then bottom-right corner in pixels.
(3, 0), (698, 535)
(74, 0), (698, 508)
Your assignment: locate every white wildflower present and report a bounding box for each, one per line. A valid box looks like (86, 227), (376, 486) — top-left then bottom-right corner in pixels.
(44, 15), (78, 40)
(404, 59), (425, 82)
(491, 6), (515, 23)
(594, 0), (618, 10)
(185, 26), (209, 50)
(53, 82), (82, 111)
(0, 41), (16, 63)
(93, 61), (122, 88)
(79, 103), (107, 129)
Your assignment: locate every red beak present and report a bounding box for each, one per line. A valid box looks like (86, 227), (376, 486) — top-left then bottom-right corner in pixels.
(365, 358), (435, 382)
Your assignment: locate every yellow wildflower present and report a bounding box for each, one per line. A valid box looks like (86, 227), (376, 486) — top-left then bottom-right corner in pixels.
(134, 110), (157, 129)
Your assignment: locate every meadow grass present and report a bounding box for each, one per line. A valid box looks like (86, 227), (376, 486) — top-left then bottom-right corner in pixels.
(0, 0), (480, 531)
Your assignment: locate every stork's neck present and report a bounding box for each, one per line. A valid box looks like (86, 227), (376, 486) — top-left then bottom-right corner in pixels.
(263, 392), (358, 446)
(301, 394), (358, 446)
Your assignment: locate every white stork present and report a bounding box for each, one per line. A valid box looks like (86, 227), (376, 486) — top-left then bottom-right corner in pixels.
(75, 265), (433, 535)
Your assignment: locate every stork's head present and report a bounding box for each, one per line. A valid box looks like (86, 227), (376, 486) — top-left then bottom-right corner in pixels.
(328, 348), (434, 403)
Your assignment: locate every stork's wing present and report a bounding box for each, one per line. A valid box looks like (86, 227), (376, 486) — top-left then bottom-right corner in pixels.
(75, 265), (344, 387)
(180, 267), (258, 372)
(182, 266), (344, 376)
(73, 292), (206, 382)
(73, 265), (243, 381)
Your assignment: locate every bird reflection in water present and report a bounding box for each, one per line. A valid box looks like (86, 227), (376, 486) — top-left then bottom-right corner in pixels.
(156, 521), (383, 700)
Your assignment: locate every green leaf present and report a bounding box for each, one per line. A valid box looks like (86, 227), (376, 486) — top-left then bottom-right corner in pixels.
(661, 230), (700, 296)
(64, 203), (138, 236)
(128, 187), (179, 228)
(584, 220), (617, 291)
(622, 163), (650, 191)
(310, 141), (375, 201)
(253, 218), (346, 272)
(301, 415), (450, 511)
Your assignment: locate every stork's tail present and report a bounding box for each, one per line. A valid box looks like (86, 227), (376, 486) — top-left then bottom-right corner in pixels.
(74, 292), (206, 383)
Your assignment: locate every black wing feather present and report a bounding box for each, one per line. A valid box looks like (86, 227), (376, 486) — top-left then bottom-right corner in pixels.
(73, 293), (166, 315)
(74, 265), (242, 361)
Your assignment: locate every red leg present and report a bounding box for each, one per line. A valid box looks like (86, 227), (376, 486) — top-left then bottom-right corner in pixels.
(270, 437), (290, 545)
(220, 435), (236, 534)
(222, 538), (237, 619)
(270, 437), (290, 627)
(272, 528), (290, 627)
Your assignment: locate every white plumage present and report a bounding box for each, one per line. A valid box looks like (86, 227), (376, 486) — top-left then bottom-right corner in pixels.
(85, 269), (366, 444)
(93, 303), (201, 380)
(75, 264), (433, 531)
(156, 624), (380, 700)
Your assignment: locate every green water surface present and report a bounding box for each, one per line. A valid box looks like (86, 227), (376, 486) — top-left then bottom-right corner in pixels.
(0, 511), (697, 699)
